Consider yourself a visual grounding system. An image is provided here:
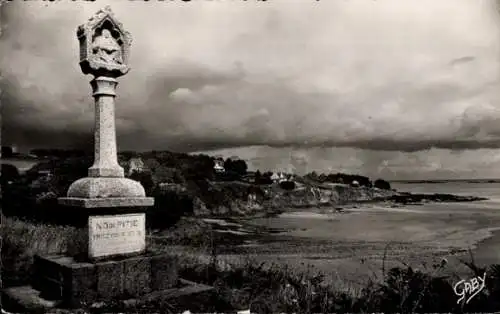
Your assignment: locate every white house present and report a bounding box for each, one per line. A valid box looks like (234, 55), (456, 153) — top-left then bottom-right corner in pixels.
(278, 172), (287, 183)
(271, 172), (291, 183)
(270, 172), (280, 183)
(214, 159), (225, 173)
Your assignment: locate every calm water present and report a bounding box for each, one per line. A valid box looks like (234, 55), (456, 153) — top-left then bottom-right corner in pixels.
(392, 181), (500, 265)
(392, 181), (500, 201)
(1, 158), (39, 173)
(235, 181), (500, 284)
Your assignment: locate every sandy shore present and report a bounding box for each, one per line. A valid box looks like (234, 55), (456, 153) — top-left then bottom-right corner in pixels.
(153, 199), (500, 287)
(215, 201), (500, 285)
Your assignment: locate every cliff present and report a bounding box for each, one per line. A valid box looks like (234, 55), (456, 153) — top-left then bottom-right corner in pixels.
(147, 179), (400, 218)
(171, 180), (399, 217)
(263, 183), (398, 211)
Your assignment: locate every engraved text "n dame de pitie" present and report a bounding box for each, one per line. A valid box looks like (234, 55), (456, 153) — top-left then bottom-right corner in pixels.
(96, 219), (139, 230)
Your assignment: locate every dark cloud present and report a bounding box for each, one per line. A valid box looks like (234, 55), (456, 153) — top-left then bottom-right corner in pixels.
(449, 56), (476, 66)
(2, 0), (500, 159)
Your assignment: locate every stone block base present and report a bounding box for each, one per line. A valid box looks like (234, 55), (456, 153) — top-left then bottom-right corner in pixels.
(3, 279), (214, 314)
(28, 253), (180, 308)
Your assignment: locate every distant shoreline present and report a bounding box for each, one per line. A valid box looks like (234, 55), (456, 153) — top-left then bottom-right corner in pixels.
(391, 179), (500, 184)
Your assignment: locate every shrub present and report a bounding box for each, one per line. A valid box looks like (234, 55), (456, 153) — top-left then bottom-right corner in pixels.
(148, 188), (194, 229)
(374, 179), (391, 190)
(255, 171), (273, 185)
(279, 181), (296, 190)
(224, 159), (248, 177)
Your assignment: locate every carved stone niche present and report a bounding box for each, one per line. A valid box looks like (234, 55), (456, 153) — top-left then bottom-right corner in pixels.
(77, 6), (132, 78)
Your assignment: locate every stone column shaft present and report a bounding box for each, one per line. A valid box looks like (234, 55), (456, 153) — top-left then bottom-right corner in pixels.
(88, 76), (124, 178)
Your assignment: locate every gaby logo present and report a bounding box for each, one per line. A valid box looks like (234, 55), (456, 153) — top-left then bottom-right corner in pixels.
(453, 272), (486, 304)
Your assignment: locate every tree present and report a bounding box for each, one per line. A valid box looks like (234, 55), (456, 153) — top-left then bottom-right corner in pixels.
(144, 158), (161, 173)
(279, 181), (296, 190)
(254, 170), (262, 184)
(318, 174), (327, 182)
(182, 156), (214, 181)
(153, 165), (184, 184)
(374, 179), (391, 190)
(52, 156), (93, 195)
(130, 170), (155, 195)
(234, 160), (248, 175)
(119, 151), (137, 160)
(225, 158), (248, 177)
(256, 171), (273, 185)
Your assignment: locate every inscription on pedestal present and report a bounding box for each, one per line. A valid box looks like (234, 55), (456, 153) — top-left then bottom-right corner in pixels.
(89, 213), (145, 259)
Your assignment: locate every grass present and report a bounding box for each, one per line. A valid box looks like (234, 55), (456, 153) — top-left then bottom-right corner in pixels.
(1, 215), (84, 287)
(2, 215), (500, 313)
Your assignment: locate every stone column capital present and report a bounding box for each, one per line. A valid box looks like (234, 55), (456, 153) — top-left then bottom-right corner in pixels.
(91, 76), (118, 98)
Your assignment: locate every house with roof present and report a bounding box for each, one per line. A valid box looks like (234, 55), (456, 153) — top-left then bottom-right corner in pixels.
(278, 172), (287, 183)
(214, 159), (225, 173)
(270, 172), (280, 183)
(128, 157), (145, 176)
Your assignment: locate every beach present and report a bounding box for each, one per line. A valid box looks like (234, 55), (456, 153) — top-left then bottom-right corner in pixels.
(190, 181), (500, 287)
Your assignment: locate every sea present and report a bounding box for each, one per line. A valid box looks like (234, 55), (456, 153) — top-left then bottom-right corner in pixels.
(391, 181), (500, 266)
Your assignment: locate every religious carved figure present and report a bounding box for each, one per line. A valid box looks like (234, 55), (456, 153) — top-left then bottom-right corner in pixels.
(91, 29), (123, 65)
(78, 6), (131, 77)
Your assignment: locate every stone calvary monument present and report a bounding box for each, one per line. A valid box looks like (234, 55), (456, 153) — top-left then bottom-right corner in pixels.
(3, 6), (212, 312)
(59, 4), (153, 259)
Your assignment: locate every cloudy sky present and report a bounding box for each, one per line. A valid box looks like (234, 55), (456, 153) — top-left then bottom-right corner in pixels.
(2, 0), (500, 179)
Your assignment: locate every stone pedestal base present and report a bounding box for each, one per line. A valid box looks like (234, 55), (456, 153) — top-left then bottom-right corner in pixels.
(57, 195), (154, 261)
(54, 203), (153, 261)
(32, 254), (179, 307)
(2, 254), (213, 312)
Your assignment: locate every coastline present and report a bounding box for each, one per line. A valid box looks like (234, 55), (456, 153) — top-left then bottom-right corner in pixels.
(470, 227), (500, 266)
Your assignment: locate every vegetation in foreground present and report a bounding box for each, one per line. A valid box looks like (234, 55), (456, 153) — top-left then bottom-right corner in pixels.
(3, 216), (500, 313)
